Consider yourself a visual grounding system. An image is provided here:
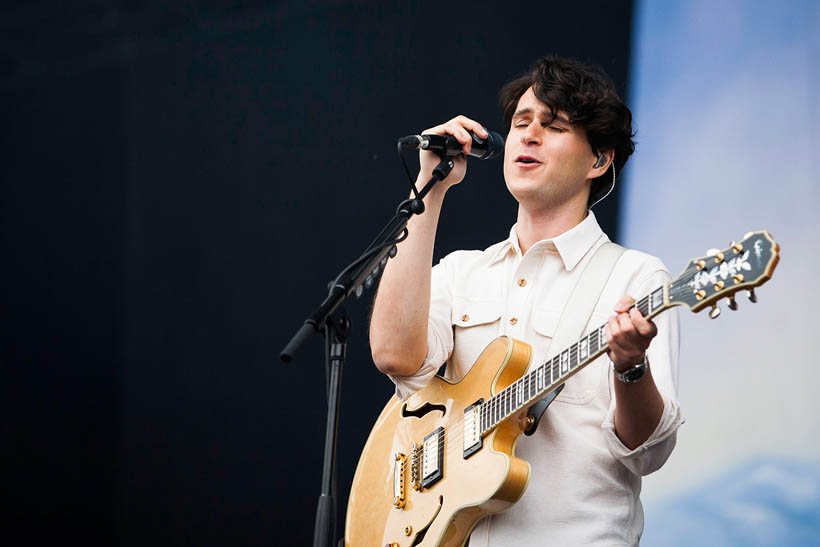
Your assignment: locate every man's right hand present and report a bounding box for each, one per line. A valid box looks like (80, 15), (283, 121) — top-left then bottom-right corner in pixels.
(418, 115), (489, 192)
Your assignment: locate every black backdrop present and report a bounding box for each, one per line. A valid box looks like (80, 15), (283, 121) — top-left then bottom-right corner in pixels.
(1, 2), (633, 544)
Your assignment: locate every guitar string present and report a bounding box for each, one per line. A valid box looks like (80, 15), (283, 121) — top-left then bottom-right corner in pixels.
(406, 278), (745, 461)
(414, 294), (654, 460)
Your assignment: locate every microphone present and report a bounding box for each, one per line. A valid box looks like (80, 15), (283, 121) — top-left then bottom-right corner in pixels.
(399, 130), (504, 160)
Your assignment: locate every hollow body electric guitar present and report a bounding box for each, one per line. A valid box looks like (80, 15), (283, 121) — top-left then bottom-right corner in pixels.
(345, 232), (779, 547)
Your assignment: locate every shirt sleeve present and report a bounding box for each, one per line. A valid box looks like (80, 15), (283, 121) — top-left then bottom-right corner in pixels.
(601, 266), (685, 476)
(387, 253), (456, 401)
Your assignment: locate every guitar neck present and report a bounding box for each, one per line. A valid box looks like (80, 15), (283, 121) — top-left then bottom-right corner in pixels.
(478, 284), (669, 435)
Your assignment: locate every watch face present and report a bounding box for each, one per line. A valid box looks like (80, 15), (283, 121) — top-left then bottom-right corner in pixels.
(617, 359), (648, 383)
(624, 366), (645, 382)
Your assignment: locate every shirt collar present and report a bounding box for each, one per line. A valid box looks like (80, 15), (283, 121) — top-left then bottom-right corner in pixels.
(487, 210), (604, 271)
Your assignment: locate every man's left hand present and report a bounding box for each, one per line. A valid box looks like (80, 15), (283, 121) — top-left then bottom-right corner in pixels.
(606, 295), (657, 372)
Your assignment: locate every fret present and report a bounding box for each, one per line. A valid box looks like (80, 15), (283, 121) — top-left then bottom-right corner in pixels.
(580, 335), (589, 361)
(570, 342), (578, 369)
(600, 326), (608, 348)
(536, 365), (543, 392)
(637, 295), (649, 317)
(560, 349), (569, 375)
(551, 356), (559, 383)
(505, 388), (510, 415)
(517, 381), (523, 407)
(590, 329), (599, 354)
(650, 287), (664, 313)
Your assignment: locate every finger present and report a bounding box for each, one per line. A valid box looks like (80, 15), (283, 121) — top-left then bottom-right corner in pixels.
(613, 295), (635, 314)
(629, 308), (657, 337)
(606, 315), (620, 343)
(442, 122), (474, 154)
(454, 115), (489, 138)
(617, 312), (635, 335)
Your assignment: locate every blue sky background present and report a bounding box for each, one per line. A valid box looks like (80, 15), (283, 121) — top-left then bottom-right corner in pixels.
(623, 1), (820, 544)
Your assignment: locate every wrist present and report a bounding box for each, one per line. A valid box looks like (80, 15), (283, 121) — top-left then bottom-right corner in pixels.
(613, 352), (647, 373)
(613, 355), (649, 383)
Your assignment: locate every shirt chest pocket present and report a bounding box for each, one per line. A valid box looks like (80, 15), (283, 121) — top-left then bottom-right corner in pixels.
(532, 308), (608, 405)
(450, 299), (503, 375)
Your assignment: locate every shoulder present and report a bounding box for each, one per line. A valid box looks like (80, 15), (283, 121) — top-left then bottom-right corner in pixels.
(615, 246), (673, 291)
(436, 239), (509, 270)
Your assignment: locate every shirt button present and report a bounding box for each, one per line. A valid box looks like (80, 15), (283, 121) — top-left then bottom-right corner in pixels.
(461, 314), (469, 322)
(518, 278), (527, 287)
(509, 317), (518, 325)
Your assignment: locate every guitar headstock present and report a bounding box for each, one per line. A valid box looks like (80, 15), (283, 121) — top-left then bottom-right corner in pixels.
(667, 231), (779, 316)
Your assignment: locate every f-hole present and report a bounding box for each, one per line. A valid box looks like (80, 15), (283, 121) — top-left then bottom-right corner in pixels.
(401, 402), (446, 419)
(410, 495), (444, 547)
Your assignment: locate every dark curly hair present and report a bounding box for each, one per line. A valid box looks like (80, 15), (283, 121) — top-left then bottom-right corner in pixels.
(499, 56), (635, 206)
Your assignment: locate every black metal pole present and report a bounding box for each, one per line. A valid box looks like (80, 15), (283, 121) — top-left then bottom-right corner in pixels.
(312, 313), (348, 547)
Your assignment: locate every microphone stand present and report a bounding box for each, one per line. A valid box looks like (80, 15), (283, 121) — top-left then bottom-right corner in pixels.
(280, 156), (455, 547)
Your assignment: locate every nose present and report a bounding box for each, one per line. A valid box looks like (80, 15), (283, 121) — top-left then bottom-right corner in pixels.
(520, 121), (541, 146)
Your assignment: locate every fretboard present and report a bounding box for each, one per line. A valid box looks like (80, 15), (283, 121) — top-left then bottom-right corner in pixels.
(479, 285), (667, 434)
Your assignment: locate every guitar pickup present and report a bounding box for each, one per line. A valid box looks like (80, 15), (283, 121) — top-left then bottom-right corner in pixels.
(463, 399), (483, 459)
(421, 427), (444, 489)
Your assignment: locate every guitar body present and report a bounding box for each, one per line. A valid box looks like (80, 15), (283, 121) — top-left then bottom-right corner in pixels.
(345, 336), (534, 547)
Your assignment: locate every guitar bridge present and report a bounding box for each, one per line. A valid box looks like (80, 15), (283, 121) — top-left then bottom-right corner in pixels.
(392, 452), (407, 509)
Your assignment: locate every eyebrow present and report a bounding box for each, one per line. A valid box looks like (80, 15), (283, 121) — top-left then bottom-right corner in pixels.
(512, 107), (572, 125)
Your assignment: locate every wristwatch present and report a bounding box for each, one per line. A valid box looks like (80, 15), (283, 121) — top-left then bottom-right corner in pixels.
(613, 355), (649, 383)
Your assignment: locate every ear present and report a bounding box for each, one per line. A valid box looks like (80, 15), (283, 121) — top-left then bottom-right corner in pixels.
(586, 149), (614, 180)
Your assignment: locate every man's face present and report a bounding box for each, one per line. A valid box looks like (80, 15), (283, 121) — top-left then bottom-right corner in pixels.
(503, 87), (597, 209)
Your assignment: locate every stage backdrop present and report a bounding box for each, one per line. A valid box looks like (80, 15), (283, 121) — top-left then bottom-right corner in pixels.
(623, 1), (820, 545)
(0, 2), (633, 545)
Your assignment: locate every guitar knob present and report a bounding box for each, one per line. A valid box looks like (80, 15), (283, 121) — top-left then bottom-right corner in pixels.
(748, 289), (757, 303)
(709, 305), (721, 319)
(728, 296), (738, 310)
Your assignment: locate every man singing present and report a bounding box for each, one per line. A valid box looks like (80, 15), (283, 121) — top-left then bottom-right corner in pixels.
(369, 55), (683, 546)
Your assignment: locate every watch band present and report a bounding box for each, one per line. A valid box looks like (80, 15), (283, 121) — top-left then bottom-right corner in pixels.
(613, 355), (649, 383)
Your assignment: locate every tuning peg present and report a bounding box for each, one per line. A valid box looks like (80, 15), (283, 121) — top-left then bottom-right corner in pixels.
(706, 248), (724, 262)
(747, 289), (757, 303)
(731, 241), (743, 253)
(728, 295), (738, 310)
(709, 305), (721, 319)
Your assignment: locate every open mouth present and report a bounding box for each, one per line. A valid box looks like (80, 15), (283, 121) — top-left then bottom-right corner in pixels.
(515, 155), (541, 165)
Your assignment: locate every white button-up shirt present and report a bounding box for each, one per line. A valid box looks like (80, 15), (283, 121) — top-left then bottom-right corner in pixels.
(389, 211), (683, 546)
